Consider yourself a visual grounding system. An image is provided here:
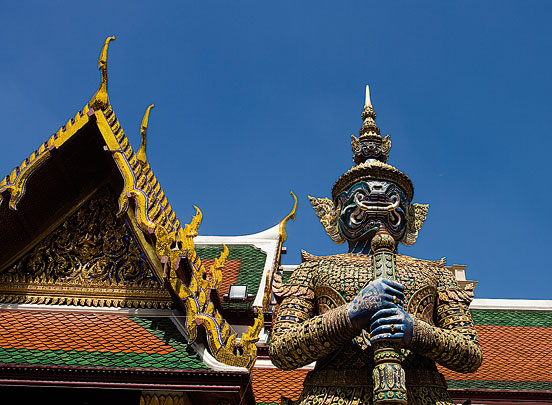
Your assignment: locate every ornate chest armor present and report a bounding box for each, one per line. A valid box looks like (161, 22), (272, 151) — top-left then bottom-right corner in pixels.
(270, 253), (481, 404)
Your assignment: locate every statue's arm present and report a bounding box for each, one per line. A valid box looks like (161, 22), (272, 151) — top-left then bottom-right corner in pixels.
(268, 264), (357, 370)
(409, 272), (482, 373)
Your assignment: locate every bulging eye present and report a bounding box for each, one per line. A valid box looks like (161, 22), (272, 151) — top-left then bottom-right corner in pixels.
(354, 190), (368, 203)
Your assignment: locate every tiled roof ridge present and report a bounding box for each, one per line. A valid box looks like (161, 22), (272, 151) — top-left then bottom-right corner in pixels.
(0, 105), (92, 210)
(101, 105), (179, 235)
(91, 102), (265, 371)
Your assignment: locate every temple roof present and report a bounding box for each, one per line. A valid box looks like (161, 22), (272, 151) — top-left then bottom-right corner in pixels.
(195, 223), (284, 309)
(0, 37), (297, 379)
(443, 301), (552, 399)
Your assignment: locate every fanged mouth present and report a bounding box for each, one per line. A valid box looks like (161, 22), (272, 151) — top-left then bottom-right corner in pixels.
(354, 194), (400, 212)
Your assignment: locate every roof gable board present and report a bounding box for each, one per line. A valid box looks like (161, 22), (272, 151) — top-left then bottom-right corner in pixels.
(0, 185), (173, 308)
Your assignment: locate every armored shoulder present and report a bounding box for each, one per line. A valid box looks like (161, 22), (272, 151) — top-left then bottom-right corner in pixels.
(272, 260), (318, 301)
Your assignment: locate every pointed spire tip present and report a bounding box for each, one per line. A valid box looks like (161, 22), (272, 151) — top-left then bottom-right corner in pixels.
(365, 84), (372, 108)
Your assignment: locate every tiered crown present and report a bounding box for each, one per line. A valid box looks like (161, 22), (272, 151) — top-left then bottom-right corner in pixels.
(333, 86), (413, 201)
(351, 86), (391, 164)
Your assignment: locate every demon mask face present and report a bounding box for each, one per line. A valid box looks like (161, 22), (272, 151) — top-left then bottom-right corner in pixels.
(336, 180), (408, 252)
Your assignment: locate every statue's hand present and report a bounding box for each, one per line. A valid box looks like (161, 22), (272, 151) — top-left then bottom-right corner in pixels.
(347, 279), (405, 330)
(369, 307), (414, 346)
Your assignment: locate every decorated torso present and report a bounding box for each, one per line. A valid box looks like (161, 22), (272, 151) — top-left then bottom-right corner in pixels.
(273, 252), (478, 370)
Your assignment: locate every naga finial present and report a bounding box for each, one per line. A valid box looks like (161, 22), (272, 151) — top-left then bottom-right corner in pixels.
(183, 205), (203, 239)
(279, 191), (298, 243)
(89, 36), (115, 111)
(137, 104), (155, 164)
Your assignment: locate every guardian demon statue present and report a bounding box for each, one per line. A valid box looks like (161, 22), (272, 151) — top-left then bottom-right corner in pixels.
(269, 87), (482, 405)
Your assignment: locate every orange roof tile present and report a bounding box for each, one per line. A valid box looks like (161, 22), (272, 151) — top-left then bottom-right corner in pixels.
(203, 258), (241, 294)
(0, 309), (208, 371)
(252, 368), (308, 404)
(0, 310), (174, 354)
(441, 323), (552, 383)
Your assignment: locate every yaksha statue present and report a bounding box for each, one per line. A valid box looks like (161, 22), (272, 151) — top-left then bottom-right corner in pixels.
(269, 86), (482, 404)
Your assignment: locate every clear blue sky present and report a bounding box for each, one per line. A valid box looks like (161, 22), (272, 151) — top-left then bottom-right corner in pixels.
(1, 2), (551, 299)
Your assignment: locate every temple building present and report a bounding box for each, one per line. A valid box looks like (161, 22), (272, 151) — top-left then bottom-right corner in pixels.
(0, 37), (550, 404)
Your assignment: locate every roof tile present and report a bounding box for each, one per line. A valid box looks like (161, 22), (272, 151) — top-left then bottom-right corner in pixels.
(253, 368), (308, 404)
(0, 310), (207, 371)
(440, 309), (552, 391)
(197, 246), (267, 295)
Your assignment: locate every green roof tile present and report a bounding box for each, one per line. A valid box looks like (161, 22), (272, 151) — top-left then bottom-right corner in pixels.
(196, 245), (267, 294)
(448, 380), (552, 391)
(471, 309), (552, 327)
(0, 313), (208, 371)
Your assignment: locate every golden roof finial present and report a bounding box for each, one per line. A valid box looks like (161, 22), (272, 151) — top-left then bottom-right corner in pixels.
(279, 191), (298, 243)
(137, 104), (155, 164)
(89, 36), (115, 110)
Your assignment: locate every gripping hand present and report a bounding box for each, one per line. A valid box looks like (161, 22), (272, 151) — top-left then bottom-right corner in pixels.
(370, 306), (414, 346)
(347, 278), (405, 330)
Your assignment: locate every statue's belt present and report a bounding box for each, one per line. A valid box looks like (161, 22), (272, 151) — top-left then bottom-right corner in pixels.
(304, 368), (447, 389)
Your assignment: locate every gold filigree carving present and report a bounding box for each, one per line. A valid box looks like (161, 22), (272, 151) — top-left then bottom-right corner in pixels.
(351, 134), (362, 155)
(209, 244), (228, 289)
(308, 196), (345, 244)
(402, 203), (429, 246)
(381, 134), (391, 155)
(0, 187), (173, 308)
(140, 392), (187, 405)
(155, 207), (259, 369)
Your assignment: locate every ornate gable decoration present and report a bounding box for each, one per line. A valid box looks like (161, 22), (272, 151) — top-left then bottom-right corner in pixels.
(0, 187), (173, 308)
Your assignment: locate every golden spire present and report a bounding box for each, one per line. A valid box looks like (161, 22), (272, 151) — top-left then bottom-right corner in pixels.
(360, 84), (380, 138)
(89, 36), (115, 110)
(351, 84), (391, 164)
(137, 104), (155, 164)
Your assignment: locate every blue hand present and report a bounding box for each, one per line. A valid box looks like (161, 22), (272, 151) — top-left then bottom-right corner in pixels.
(369, 307), (414, 346)
(347, 278), (405, 330)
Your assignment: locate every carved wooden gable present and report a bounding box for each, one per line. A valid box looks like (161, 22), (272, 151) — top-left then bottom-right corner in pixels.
(0, 186), (173, 308)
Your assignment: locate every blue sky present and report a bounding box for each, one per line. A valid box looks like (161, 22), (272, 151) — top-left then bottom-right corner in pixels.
(1, 2), (551, 299)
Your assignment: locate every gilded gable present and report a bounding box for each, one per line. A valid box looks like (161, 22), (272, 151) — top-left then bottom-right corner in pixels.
(0, 187), (173, 308)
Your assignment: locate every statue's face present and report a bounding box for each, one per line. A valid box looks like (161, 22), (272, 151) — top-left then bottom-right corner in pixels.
(337, 180), (410, 248)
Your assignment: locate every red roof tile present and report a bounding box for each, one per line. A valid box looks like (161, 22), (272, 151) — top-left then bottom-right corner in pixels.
(0, 310), (175, 354)
(203, 258), (241, 294)
(0, 309), (208, 370)
(441, 324), (552, 383)
(252, 368), (308, 403)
